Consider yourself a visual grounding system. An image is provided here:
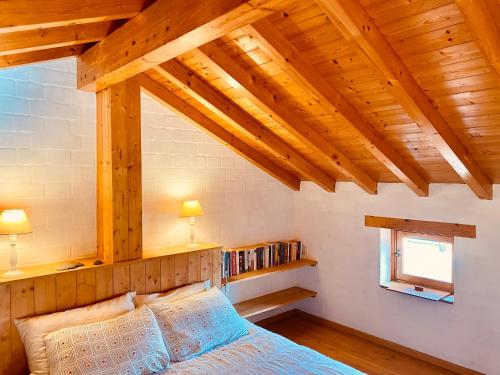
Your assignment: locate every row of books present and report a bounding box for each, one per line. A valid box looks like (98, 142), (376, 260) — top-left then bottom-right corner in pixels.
(221, 240), (304, 278)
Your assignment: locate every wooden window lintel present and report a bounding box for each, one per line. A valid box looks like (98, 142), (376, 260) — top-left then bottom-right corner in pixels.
(365, 215), (476, 239)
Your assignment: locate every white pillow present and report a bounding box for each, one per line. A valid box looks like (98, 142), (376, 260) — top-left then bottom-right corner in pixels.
(44, 306), (169, 375)
(133, 279), (211, 307)
(149, 287), (248, 362)
(15, 292), (136, 375)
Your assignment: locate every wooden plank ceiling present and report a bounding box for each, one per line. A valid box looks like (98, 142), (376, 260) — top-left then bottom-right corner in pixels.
(1, 0), (500, 199)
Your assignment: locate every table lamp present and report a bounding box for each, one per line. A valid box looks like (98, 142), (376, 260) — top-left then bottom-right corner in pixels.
(180, 200), (204, 248)
(0, 209), (32, 277)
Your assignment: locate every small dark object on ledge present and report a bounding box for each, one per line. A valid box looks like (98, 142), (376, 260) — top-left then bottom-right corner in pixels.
(414, 285), (424, 292)
(93, 259), (103, 265)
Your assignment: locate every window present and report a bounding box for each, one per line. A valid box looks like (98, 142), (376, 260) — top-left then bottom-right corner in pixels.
(366, 215), (475, 302)
(392, 230), (454, 293)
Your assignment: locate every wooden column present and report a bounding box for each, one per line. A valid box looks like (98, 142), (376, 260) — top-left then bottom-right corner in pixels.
(96, 77), (142, 263)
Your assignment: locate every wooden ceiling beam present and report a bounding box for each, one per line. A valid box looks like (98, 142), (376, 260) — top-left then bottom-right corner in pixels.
(315, 0), (493, 199)
(76, 0), (291, 92)
(0, 45), (84, 69)
(96, 77), (143, 263)
(195, 44), (377, 194)
(154, 60), (336, 192)
(139, 73), (301, 191)
(0, 0), (149, 33)
(455, 0), (500, 80)
(0, 22), (114, 56)
(244, 19), (429, 197)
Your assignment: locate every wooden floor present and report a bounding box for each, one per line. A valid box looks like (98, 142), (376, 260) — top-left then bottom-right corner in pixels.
(260, 316), (457, 375)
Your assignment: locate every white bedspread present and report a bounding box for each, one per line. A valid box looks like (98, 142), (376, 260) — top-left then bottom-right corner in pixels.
(160, 321), (364, 375)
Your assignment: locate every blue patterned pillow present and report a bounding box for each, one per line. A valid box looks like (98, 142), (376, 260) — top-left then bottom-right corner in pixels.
(44, 306), (169, 374)
(149, 287), (248, 361)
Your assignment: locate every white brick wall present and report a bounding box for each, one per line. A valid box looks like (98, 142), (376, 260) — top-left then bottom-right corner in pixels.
(0, 58), (295, 268)
(140, 90), (294, 252)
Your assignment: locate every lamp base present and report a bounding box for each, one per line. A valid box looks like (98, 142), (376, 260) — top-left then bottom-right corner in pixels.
(186, 243), (199, 249)
(3, 269), (23, 277)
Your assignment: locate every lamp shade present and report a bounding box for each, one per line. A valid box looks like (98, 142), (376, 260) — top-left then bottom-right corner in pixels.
(180, 200), (204, 218)
(0, 210), (32, 235)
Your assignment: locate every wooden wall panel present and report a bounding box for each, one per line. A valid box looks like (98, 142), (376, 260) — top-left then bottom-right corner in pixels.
(10, 280), (34, 375)
(160, 255), (175, 291)
(76, 269), (96, 307)
(0, 285), (11, 375)
(129, 261), (146, 295)
(34, 276), (56, 315)
(55, 273), (77, 311)
(212, 248), (222, 288)
(95, 267), (113, 302)
(112, 263), (130, 296)
(145, 259), (161, 294)
(0, 246), (222, 375)
(188, 252), (201, 284)
(174, 253), (189, 287)
(200, 250), (212, 284)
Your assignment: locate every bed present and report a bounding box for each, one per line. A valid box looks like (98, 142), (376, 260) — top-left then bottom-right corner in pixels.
(163, 320), (363, 375)
(9, 254), (363, 375)
(14, 286), (364, 375)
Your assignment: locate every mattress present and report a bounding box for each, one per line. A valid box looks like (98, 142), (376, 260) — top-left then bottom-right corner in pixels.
(161, 321), (364, 374)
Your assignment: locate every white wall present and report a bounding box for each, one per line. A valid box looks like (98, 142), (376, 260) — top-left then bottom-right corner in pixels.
(0, 60), (97, 265)
(0, 59), (297, 304)
(140, 84), (298, 306)
(294, 182), (500, 374)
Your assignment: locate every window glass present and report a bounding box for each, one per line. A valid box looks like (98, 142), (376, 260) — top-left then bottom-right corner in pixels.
(401, 236), (452, 283)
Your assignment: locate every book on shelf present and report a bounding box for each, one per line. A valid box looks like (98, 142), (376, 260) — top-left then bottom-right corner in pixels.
(221, 240), (304, 279)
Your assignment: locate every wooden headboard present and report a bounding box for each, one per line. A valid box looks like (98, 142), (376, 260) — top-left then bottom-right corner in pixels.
(0, 244), (222, 375)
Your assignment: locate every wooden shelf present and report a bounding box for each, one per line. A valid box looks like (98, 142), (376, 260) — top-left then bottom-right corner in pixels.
(234, 286), (317, 319)
(0, 243), (221, 285)
(224, 259), (317, 284)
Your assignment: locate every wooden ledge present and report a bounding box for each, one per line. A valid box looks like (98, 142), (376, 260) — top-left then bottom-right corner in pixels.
(234, 287), (316, 319)
(225, 259), (318, 284)
(365, 215), (476, 238)
(381, 281), (453, 303)
(143, 243), (221, 258)
(0, 243), (221, 285)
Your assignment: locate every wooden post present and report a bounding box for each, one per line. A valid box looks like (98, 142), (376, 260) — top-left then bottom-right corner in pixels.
(96, 77), (142, 263)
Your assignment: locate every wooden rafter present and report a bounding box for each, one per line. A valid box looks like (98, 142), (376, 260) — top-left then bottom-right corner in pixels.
(154, 60), (336, 192)
(244, 19), (429, 197)
(139, 73), (301, 191)
(455, 0), (500, 80)
(195, 44), (377, 194)
(316, 0), (493, 199)
(76, 0), (291, 92)
(0, 45), (84, 69)
(0, 22), (114, 56)
(0, 0), (149, 33)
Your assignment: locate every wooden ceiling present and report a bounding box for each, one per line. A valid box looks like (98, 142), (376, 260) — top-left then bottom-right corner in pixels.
(1, 0), (499, 199)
